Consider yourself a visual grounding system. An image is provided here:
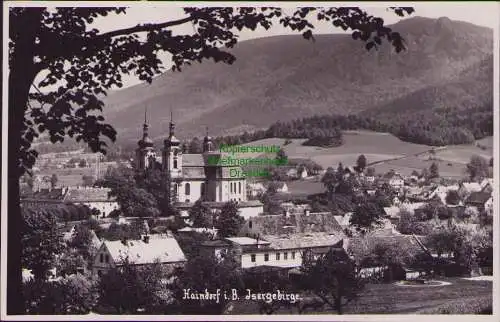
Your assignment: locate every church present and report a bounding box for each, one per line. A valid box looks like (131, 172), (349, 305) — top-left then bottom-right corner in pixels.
(135, 111), (264, 220)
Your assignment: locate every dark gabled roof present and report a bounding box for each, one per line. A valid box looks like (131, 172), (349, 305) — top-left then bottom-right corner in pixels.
(249, 211), (344, 236)
(465, 191), (491, 205)
(64, 187), (114, 202)
(30, 188), (65, 200)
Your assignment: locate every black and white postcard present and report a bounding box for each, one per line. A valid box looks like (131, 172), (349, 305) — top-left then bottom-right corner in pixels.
(2, 1), (498, 321)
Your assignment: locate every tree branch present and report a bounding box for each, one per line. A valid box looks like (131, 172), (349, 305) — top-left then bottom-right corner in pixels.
(95, 15), (195, 40)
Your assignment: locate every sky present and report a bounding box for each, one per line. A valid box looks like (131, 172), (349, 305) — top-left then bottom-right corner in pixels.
(30, 2), (499, 90)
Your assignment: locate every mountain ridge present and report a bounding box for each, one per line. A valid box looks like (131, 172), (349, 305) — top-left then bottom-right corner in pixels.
(101, 16), (493, 144)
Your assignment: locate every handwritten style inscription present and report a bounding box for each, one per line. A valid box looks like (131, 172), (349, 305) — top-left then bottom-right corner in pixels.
(182, 289), (301, 304)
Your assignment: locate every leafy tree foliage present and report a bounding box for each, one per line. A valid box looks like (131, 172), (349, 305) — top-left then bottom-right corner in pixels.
(98, 221), (144, 241)
(55, 248), (87, 277)
(50, 174), (58, 188)
(189, 200), (213, 228)
(429, 162), (439, 179)
(466, 155), (490, 181)
(214, 201), (245, 238)
(350, 202), (384, 233)
(21, 208), (64, 281)
(445, 190), (461, 205)
(98, 259), (172, 314)
(301, 131), (343, 148)
(171, 252), (244, 314)
(321, 167), (337, 194)
(24, 275), (98, 314)
(98, 165), (160, 217)
(356, 154), (367, 172)
(300, 248), (364, 314)
(67, 224), (94, 261)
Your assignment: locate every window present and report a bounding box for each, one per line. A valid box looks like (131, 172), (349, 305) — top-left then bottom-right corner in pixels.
(201, 183), (205, 196)
(276, 253), (280, 260)
(239, 182), (241, 194)
(291, 252), (296, 260)
(264, 253), (269, 261)
(173, 184), (178, 199)
(185, 183), (190, 195)
(249, 221), (253, 229)
(230, 182), (233, 193)
(97, 270), (102, 277)
(251, 254), (256, 262)
(173, 158), (178, 169)
(105, 255), (109, 263)
(100, 253), (104, 263)
(284, 252), (288, 260)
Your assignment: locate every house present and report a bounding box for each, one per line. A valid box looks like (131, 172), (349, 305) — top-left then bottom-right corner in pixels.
(270, 181), (288, 193)
(459, 182), (483, 196)
(465, 192), (492, 212)
(348, 231), (431, 280)
(63, 187), (119, 218)
(364, 176), (376, 184)
(246, 182), (266, 198)
(92, 234), (187, 277)
(480, 178), (493, 194)
(225, 233), (346, 269)
(333, 212), (352, 230)
(382, 172), (404, 189)
(21, 186), (119, 218)
(484, 196), (493, 214)
(244, 209), (344, 236)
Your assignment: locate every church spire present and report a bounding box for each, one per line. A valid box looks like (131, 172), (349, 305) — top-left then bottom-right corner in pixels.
(143, 106), (149, 137)
(169, 108), (175, 137)
(203, 126), (213, 153)
(138, 106), (153, 148)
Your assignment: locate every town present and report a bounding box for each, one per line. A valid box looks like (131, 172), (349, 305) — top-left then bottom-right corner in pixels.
(19, 115), (493, 315)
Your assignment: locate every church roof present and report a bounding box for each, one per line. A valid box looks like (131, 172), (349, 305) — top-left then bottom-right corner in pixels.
(183, 154), (204, 166)
(138, 136), (154, 148)
(182, 167), (206, 179)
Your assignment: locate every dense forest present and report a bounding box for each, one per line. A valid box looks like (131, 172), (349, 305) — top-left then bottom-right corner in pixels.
(187, 102), (493, 153)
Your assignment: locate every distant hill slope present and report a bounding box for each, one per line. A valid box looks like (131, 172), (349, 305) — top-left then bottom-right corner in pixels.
(102, 16), (492, 144)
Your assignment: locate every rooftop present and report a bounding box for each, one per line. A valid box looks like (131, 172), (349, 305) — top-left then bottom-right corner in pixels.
(103, 236), (186, 265)
(64, 187), (115, 202)
(226, 237), (271, 246)
(262, 232), (345, 251)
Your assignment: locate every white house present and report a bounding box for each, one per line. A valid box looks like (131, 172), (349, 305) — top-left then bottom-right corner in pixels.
(246, 183), (266, 198)
(225, 232), (345, 269)
(383, 172), (404, 189)
(459, 182), (483, 195)
(274, 182), (289, 193)
(63, 187), (119, 218)
(92, 234), (186, 277)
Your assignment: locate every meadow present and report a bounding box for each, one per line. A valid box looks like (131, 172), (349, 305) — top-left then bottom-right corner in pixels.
(244, 131), (493, 179)
(228, 277), (492, 314)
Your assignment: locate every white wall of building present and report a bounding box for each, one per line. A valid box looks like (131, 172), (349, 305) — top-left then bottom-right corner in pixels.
(239, 206), (263, 220)
(241, 249), (302, 268)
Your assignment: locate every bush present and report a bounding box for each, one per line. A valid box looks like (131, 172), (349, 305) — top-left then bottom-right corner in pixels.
(418, 295), (492, 314)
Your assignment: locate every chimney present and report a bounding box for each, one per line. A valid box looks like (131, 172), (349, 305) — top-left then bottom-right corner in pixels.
(304, 209), (310, 216)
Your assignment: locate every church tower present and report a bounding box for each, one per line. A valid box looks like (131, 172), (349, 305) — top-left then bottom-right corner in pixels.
(203, 127), (214, 153)
(136, 108), (156, 170)
(162, 110), (182, 174)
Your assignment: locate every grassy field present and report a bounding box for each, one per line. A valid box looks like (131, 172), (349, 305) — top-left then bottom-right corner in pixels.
(244, 132), (493, 179)
(228, 277), (492, 315)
